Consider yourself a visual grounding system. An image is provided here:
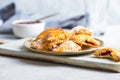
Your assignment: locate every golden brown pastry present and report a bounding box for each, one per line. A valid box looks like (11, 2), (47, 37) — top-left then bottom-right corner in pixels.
(93, 48), (120, 61)
(45, 30), (74, 50)
(31, 27), (74, 51)
(31, 27), (100, 52)
(52, 40), (81, 52)
(71, 34), (100, 48)
(45, 30), (73, 42)
(71, 34), (87, 46)
(34, 27), (63, 41)
(72, 26), (92, 36)
(83, 36), (100, 48)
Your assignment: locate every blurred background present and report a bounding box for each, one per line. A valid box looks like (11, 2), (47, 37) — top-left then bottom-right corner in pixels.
(0, 0), (120, 34)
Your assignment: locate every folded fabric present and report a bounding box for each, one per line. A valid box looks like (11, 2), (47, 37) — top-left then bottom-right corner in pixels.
(0, 14), (86, 34)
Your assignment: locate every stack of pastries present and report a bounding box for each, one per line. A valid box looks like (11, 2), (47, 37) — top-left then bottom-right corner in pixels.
(31, 26), (100, 52)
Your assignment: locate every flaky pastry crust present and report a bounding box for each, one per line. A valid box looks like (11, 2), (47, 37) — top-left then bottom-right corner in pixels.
(93, 48), (120, 61)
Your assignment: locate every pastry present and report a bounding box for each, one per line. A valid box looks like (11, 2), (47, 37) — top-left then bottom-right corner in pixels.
(31, 28), (74, 51)
(31, 27), (100, 52)
(34, 27), (63, 41)
(31, 39), (49, 50)
(93, 48), (120, 61)
(45, 30), (73, 42)
(71, 34), (100, 48)
(72, 26), (92, 36)
(52, 40), (81, 52)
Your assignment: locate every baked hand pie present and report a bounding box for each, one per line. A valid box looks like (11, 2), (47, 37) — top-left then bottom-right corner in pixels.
(31, 28), (74, 51)
(93, 48), (120, 61)
(34, 27), (63, 41)
(45, 29), (73, 42)
(71, 34), (100, 48)
(72, 26), (92, 36)
(31, 38), (50, 51)
(52, 40), (81, 52)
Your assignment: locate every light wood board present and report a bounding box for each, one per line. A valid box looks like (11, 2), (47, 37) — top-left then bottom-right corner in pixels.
(0, 38), (120, 72)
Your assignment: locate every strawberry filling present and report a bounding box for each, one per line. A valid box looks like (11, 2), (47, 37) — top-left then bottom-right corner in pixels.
(100, 50), (112, 56)
(85, 40), (95, 45)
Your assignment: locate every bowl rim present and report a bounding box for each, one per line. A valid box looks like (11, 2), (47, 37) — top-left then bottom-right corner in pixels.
(12, 19), (45, 25)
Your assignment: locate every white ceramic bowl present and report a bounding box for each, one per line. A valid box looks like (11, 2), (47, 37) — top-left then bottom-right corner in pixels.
(12, 19), (45, 38)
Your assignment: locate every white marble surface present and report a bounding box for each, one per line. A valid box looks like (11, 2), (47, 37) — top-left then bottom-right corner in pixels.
(1, 56), (120, 80)
(0, 25), (120, 80)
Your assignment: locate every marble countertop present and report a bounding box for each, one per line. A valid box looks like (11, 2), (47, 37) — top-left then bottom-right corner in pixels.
(0, 25), (120, 80)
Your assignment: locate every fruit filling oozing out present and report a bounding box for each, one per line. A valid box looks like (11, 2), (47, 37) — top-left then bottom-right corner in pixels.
(85, 40), (95, 45)
(100, 50), (112, 56)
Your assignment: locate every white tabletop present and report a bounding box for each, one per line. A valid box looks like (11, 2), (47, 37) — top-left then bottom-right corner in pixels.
(0, 25), (120, 80)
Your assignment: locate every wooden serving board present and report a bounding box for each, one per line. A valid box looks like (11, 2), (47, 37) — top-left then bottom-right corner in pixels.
(0, 38), (120, 72)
